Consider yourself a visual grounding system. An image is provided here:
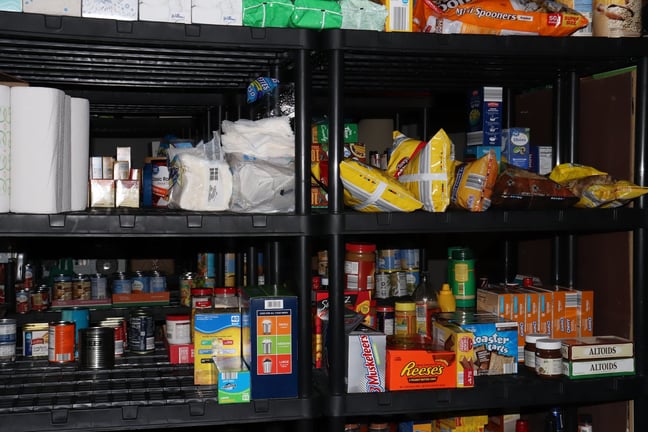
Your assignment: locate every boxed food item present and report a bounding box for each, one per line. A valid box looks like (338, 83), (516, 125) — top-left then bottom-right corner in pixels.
(431, 320), (475, 387)
(347, 325), (386, 393)
(502, 127), (531, 170)
(139, 0), (191, 23)
(386, 343), (457, 390)
(240, 285), (298, 399)
(193, 310), (242, 385)
(562, 357), (635, 379)
(383, 0), (413, 32)
(560, 336), (634, 361)
(0, 0), (20, 11)
(23, 0), (81, 16)
(215, 357), (251, 404)
(82, 0), (138, 20)
(467, 86), (503, 147)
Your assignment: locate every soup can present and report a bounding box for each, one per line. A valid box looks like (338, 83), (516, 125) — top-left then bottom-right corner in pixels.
(79, 327), (115, 369)
(112, 272), (132, 294)
(15, 289), (30, 314)
(48, 321), (76, 363)
(90, 274), (109, 299)
(53, 274), (73, 301)
(23, 322), (49, 358)
(149, 270), (167, 293)
(129, 310), (155, 354)
(100, 320), (125, 357)
(131, 270), (150, 293)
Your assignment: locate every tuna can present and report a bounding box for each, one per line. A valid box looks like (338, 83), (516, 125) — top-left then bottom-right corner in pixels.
(73, 274), (91, 300)
(15, 289), (30, 314)
(99, 320), (125, 357)
(129, 311), (155, 354)
(405, 269), (420, 296)
(131, 270), (150, 293)
(53, 274), (73, 301)
(79, 327), (115, 369)
(111, 272), (132, 294)
(22, 322), (49, 358)
(179, 272), (195, 307)
(48, 321), (76, 363)
(90, 274), (109, 299)
(31, 286), (50, 312)
(400, 249), (420, 270)
(377, 249), (400, 272)
(149, 270), (167, 293)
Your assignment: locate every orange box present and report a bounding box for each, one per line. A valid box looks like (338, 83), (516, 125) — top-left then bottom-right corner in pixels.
(579, 289), (594, 337)
(524, 286), (553, 336)
(386, 346), (457, 390)
(476, 287), (512, 318)
(431, 321), (475, 388)
(112, 291), (170, 307)
(509, 291), (526, 360)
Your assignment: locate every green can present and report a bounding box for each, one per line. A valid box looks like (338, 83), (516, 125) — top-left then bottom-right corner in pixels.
(449, 247), (475, 309)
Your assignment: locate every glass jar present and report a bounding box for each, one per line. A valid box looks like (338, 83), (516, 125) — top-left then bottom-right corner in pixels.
(524, 333), (548, 371)
(213, 287), (238, 309)
(535, 338), (563, 378)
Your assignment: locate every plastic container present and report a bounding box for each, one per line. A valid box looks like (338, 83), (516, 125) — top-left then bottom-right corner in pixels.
(437, 283), (456, 312)
(535, 338), (563, 378)
(344, 242), (376, 293)
(394, 301), (416, 336)
(213, 287), (238, 309)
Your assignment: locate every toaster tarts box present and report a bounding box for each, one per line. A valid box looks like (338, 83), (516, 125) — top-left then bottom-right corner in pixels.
(385, 336), (457, 390)
(193, 310), (242, 385)
(240, 285), (298, 399)
(434, 312), (518, 376)
(347, 325), (386, 393)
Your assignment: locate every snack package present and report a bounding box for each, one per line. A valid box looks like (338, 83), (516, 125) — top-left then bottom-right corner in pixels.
(397, 128), (454, 212)
(450, 150), (499, 212)
(413, 0), (589, 36)
(340, 159), (423, 212)
(247, 76), (280, 104)
(491, 163), (578, 209)
(387, 130), (429, 179)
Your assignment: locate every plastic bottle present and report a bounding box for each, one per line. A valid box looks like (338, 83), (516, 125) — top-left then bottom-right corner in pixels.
(413, 270), (439, 338)
(437, 283), (456, 312)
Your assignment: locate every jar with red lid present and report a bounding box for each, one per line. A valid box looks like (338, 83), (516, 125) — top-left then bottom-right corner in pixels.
(344, 242), (376, 294)
(191, 288), (213, 309)
(213, 287), (238, 309)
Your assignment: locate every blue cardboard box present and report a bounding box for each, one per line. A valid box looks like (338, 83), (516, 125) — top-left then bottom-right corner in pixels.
(240, 285), (298, 399)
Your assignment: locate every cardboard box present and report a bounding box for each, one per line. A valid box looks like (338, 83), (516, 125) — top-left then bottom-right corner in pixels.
(467, 86), (503, 146)
(139, 0), (191, 23)
(578, 289), (594, 337)
(347, 326), (386, 393)
(560, 336), (633, 361)
(82, 0), (138, 20)
(562, 357), (635, 379)
(312, 123), (359, 145)
(502, 128), (531, 170)
(530, 145), (553, 175)
(240, 285), (298, 399)
(486, 414), (520, 432)
(111, 291), (169, 307)
(167, 341), (194, 364)
(0, 0), (21, 11)
(193, 310), (242, 385)
(383, 0), (413, 32)
(431, 320), (475, 387)
(90, 179), (115, 208)
(23, 0), (81, 16)
(510, 291), (526, 360)
(215, 357), (251, 404)
(191, 0), (242, 25)
(115, 179), (140, 208)
(386, 345), (457, 390)
(476, 287), (513, 318)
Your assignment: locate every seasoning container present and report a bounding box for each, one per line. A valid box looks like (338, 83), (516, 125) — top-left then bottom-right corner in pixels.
(449, 247), (476, 309)
(524, 333), (548, 370)
(344, 242), (376, 294)
(394, 301), (416, 336)
(213, 287), (238, 309)
(535, 338), (563, 378)
(376, 305), (395, 335)
(191, 288), (213, 309)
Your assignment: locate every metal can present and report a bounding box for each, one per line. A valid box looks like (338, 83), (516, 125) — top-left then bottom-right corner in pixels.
(399, 249), (420, 270)
(129, 310), (155, 354)
(15, 289), (30, 314)
(131, 270), (150, 293)
(149, 270), (166, 293)
(22, 322), (49, 358)
(0, 318), (17, 362)
(30, 286), (50, 312)
(90, 274), (109, 299)
(112, 271), (132, 294)
(53, 274), (73, 301)
(390, 271), (409, 297)
(374, 272), (391, 299)
(48, 321), (76, 363)
(73, 273), (91, 300)
(197, 253), (215, 278)
(165, 314), (191, 345)
(546, 407), (566, 432)
(78, 327), (115, 369)
(179, 272), (194, 307)
(104, 316), (128, 352)
(224, 253), (236, 287)
(100, 320), (125, 357)
(377, 249), (400, 272)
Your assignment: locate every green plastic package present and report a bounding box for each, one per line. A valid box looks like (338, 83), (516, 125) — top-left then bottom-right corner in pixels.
(290, 0), (343, 29)
(243, 0), (295, 28)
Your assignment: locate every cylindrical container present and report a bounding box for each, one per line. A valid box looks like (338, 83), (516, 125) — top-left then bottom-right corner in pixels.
(78, 327), (115, 369)
(0, 318), (16, 363)
(400, 248), (420, 270)
(546, 407), (566, 432)
(394, 301), (416, 336)
(129, 310), (155, 354)
(104, 316), (128, 353)
(23, 263), (34, 289)
(593, 0), (642, 37)
(179, 272), (195, 307)
(131, 270), (150, 293)
(389, 271), (409, 297)
(53, 274), (73, 301)
(450, 247), (476, 309)
(31, 286), (50, 312)
(48, 321), (76, 363)
(404, 268), (419, 296)
(224, 252), (236, 287)
(344, 243), (376, 293)
(72, 273), (91, 300)
(377, 249), (400, 272)
(197, 253), (215, 278)
(111, 272), (132, 294)
(166, 314), (191, 345)
(213, 287), (238, 309)
(374, 272), (391, 299)
(15, 289), (30, 314)
(191, 288), (213, 309)
(22, 322), (49, 358)
(524, 333), (548, 370)
(515, 419), (529, 432)
(61, 307), (90, 358)
(535, 338), (563, 378)
(368, 423), (391, 432)
(376, 306), (395, 335)
(99, 320), (125, 357)
(149, 270), (167, 293)
(90, 274), (109, 299)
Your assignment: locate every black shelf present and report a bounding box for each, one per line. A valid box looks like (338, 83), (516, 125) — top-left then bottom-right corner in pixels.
(0, 351), (314, 432)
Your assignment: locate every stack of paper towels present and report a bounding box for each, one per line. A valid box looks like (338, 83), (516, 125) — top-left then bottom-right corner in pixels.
(0, 85), (90, 214)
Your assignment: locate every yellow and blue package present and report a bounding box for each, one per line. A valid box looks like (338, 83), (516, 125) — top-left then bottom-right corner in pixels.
(247, 76), (279, 103)
(340, 159), (423, 212)
(450, 150), (499, 212)
(396, 128), (453, 212)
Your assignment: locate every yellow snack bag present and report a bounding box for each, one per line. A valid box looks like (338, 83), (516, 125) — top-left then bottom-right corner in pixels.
(387, 131), (428, 179)
(340, 159), (423, 212)
(397, 128), (454, 212)
(549, 163), (607, 184)
(450, 150), (499, 212)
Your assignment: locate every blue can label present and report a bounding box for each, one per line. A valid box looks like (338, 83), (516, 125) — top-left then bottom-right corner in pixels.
(112, 279), (132, 294)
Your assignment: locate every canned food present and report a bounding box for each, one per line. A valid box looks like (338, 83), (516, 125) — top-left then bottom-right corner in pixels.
(31, 286), (50, 312)
(53, 274), (73, 301)
(0, 318), (17, 344)
(73, 274), (91, 300)
(390, 271), (409, 297)
(48, 321), (76, 363)
(90, 274), (109, 299)
(149, 270), (166, 293)
(377, 249), (400, 272)
(78, 327), (115, 369)
(23, 322), (49, 358)
(400, 248), (420, 270)
(166, 315), (191, 345)
(100, 320), (125, 357)
(224, 253), (236, 287)
(0, 342), (15, 364)
(15, 289), (30, 314)
(112, 272), (132, 294)
(131, 270), (150, 293)
(104, 317), (128, 352)
(374, 273), (391, 299)
(129, 311), (155, 354)
(197, 253), (215, 278)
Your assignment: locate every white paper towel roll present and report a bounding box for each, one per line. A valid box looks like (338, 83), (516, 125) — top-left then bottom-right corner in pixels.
(10, 86), (67, 214)
(70, 97), (90, 211)
(0, 85), (10, 213)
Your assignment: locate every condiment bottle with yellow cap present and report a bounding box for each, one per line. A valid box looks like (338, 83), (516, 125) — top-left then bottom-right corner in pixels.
(438, 283), (456, 312)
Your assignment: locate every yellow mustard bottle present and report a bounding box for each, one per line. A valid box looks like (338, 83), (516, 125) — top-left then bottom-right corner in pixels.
(437, 283), (456, 312)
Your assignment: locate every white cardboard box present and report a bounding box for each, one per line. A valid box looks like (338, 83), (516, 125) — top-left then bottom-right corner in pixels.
(23, 0), (81, 16)
(191, 0), (241, 26)
(139, 0), (190, 23)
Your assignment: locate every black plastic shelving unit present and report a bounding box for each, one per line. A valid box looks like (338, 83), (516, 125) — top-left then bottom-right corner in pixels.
(1, 11), (648, 432)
